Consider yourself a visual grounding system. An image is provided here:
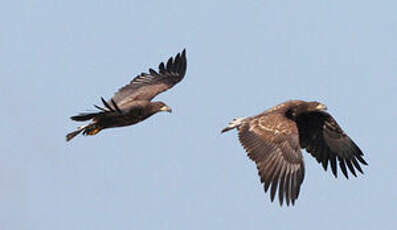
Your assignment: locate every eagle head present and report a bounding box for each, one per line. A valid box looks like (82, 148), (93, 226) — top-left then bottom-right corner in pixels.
(286, 101), (327, 119)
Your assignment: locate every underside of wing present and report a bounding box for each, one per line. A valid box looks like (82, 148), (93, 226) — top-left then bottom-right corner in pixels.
(111, 49), (187, 106)
(296, 111), (367, 179)
(237, 114), (305, 206)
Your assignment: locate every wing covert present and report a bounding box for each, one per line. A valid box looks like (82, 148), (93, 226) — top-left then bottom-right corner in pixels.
(237, 114), (305, 206)
(111, 49), (187, 106)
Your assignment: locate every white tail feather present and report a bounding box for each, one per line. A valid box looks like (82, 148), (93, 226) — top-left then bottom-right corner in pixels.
(221, 117), (245, 133)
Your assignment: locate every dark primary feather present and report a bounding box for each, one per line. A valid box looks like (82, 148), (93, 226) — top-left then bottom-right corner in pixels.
(111, 49), (187, 105)
(71, 112), (101, 121)
(101, 97), (115, 112)
(71, 97), (114, 121)
(296, 111), (367, 179)
(111, 99), (122, 113)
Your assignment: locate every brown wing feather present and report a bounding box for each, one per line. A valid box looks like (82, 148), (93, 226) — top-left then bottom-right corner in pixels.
(237, 113), (305, 206)
(111, 49), (187, 106)
(296, 111), (367, 179)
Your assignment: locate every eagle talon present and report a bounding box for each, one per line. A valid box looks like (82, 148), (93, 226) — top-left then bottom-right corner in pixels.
(87, 128), (100, 136)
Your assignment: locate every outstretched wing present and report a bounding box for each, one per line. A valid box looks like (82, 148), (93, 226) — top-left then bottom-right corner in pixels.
(296, 111), (367, 179)
(112, 49), (187, 106)
(237, 113), (305, 206)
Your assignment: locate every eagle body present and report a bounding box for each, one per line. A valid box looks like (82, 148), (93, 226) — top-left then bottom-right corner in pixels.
(222, 100), (367, 206)
(66, 50), (186, 141)
(84, 101), (168, 129)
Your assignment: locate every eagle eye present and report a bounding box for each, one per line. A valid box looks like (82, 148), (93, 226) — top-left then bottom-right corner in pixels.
(285, 109), (295, 119)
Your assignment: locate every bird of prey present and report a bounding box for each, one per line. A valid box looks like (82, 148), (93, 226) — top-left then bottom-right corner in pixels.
(221, 100), (367, 206)
(66, 49), (187, 142)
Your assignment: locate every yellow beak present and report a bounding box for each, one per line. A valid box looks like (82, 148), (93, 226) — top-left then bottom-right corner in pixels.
(160, 106), (172, 113)
(316, 103), (327, 111)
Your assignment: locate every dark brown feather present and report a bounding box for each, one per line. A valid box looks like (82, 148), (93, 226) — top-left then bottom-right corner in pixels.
(111, 49), (187, 105)
(236, 112), (305, 206)
(296, 111), (367, 179)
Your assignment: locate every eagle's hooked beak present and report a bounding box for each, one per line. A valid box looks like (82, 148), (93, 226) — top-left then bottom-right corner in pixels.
(316, 103), (327, 111)
(160, 106), (172, 113)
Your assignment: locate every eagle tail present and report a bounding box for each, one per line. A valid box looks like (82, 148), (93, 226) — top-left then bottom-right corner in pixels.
(221, 117), (245, 133)
(66, 129), (83, 142)
(66, 124), (89, 142)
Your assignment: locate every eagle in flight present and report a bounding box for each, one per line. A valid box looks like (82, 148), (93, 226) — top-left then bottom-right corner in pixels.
(66, 49), (187, 141)
(221, 100), (367, 206)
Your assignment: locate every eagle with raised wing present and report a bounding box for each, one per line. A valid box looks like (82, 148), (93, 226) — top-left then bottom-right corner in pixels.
(221, 100), (367, 206)
(66, 49), (187, 141)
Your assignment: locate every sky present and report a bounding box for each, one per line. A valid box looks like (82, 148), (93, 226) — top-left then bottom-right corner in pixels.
(1, 0), (397, 229)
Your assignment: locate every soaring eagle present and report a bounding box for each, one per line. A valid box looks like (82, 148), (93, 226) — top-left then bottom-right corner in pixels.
(66, 49), (187, 142)
(221, 100), (367, 206)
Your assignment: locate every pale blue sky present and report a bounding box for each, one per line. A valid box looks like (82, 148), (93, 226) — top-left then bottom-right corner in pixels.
(1, 0), (396, 229)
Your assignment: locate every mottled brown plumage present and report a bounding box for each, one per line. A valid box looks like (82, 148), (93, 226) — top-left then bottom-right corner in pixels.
(66, 49), (187, 141)
(221, 100), (367, 206)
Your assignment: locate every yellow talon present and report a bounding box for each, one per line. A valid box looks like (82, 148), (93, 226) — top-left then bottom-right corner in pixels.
(87, 128), (100, 135)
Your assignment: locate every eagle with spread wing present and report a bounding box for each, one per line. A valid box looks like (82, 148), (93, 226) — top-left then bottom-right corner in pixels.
(221, 100), (367, 206)
(66, 49), (187, 141)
